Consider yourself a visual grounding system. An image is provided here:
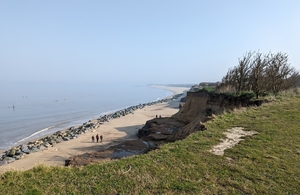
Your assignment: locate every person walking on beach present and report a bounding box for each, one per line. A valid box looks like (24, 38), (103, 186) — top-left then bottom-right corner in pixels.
(96, 134), (99, 142)
(100, 135), (103, 143)
(91, 135), (95, 142)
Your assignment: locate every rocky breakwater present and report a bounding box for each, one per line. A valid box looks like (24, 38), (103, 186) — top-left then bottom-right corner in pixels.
(97, 92), (186, 123)
(0, 122), (99, 166)
(1, 92), (186, 167)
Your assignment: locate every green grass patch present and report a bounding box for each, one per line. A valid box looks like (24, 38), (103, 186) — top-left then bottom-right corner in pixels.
(1, 92), (300, 194)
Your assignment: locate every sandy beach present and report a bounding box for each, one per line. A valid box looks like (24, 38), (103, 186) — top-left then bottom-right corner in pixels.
(0, 86), (189, 173)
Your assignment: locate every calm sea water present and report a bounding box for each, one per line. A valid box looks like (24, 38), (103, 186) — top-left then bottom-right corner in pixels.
(0, 82), (173, 151)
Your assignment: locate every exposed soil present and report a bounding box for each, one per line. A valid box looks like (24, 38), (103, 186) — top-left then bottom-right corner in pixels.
(210, 127), (257, 156)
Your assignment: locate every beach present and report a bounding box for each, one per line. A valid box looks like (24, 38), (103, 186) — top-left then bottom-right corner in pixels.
(0, 86), (189, 173)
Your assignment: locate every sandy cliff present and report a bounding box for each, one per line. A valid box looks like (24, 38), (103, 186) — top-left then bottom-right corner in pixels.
(67, 90), (263, 166)
(138, 90), (263, 142)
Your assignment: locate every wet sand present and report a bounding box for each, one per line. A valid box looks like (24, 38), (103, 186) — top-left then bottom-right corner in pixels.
(0, 86), (189, 173)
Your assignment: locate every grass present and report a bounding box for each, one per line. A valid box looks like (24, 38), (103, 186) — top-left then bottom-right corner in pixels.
(1, 92), (300, 194)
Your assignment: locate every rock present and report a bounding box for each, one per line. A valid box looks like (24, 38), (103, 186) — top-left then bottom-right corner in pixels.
(23, 150), (32, 154)
(15, 149), (22, 155)
(0, 153), (5, 159)
(3, 157), (15, 163)
(43, 143), (51, 148)
(21, 145), (29, 152)
(31, 146), (40, 153)
(63, 137), (70, 141)
(8, 148), (16, 157)
(56, 138), (63, 143)
(84, 123), (93, 128)
(14, 155), (22, 160)
(145, 141), (158, 150)
(73, 135), (79, 139)
(48, 140), (56, 146)
(0, 160), (7, 166)
(38, 145), (46, 151)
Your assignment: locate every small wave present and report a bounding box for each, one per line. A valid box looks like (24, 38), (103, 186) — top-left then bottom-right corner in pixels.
(153, 97), (162, 101)
(15, 126), (55, 144)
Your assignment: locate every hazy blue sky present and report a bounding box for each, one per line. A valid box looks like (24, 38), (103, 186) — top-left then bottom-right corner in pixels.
(1, 1), (299, 85)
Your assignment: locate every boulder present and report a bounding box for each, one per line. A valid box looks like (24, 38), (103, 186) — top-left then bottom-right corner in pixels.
(43, 143), (51, 148)
(4, 157), (15, 163)
(7, 148), (16, 157)
(14, 155), (22, 160)
(23, 149), (32, 154)
(38, 145), (46, 151)
(56, 138), (63, 143)
(48, 140), (56, 146)
(31, 146), (40, 153)
(15, 149), (22, 155)
(63, 137), (71, 141)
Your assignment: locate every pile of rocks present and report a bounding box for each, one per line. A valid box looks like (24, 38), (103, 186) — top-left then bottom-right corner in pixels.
(0, 121), (99, 165)
(97, 93), (185, 123)
(0, 92), (186, 166)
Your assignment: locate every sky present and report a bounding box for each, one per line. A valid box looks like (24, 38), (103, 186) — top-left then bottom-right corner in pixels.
(1, 1), (300, 85)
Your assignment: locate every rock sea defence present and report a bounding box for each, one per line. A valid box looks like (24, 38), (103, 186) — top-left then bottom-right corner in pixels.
(66, 90), (263, 166)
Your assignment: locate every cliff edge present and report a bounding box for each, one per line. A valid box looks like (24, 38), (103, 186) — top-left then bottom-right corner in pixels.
(138, 90), (263, 142)
(67, 90), (263, 166)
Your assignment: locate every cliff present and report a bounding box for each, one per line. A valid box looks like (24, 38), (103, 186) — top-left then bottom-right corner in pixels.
(138, 90), (263, 141)
(67, 90), (263, 166)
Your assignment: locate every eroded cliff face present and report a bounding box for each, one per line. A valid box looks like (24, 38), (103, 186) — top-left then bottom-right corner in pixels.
(174, 90), (263, 123)
(138, 90), (263, 142)
(67, 90), (263, 166)
(172, 91), (210, 124)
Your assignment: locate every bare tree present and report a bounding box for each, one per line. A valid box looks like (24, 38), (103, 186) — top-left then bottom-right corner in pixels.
(219, 52), (253, 94)
(282, 68), (300, 90)
(218, 68), (237, 93)
(235, 52), (253, 94)
(265, 52), (294, 94)
(249, 52), (268, 98)
(218, 51), (299, 96)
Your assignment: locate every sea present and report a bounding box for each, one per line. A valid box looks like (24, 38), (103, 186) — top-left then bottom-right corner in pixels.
(0, 82), (175, 152)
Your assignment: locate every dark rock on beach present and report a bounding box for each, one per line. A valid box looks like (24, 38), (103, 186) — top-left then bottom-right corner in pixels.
(7, 148), (16, 157)
(66, 139), (150, 166)
(3, 157), (16, 163)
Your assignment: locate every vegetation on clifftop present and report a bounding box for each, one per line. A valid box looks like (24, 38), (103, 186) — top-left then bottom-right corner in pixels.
(217, 51), (299, 99)
(0, 90), (300, 194)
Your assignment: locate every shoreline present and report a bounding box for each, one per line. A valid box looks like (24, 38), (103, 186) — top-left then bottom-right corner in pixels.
(0, 85), (186, 153)
(0, 85), (189, 172)
(0, 85), (181, 154)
